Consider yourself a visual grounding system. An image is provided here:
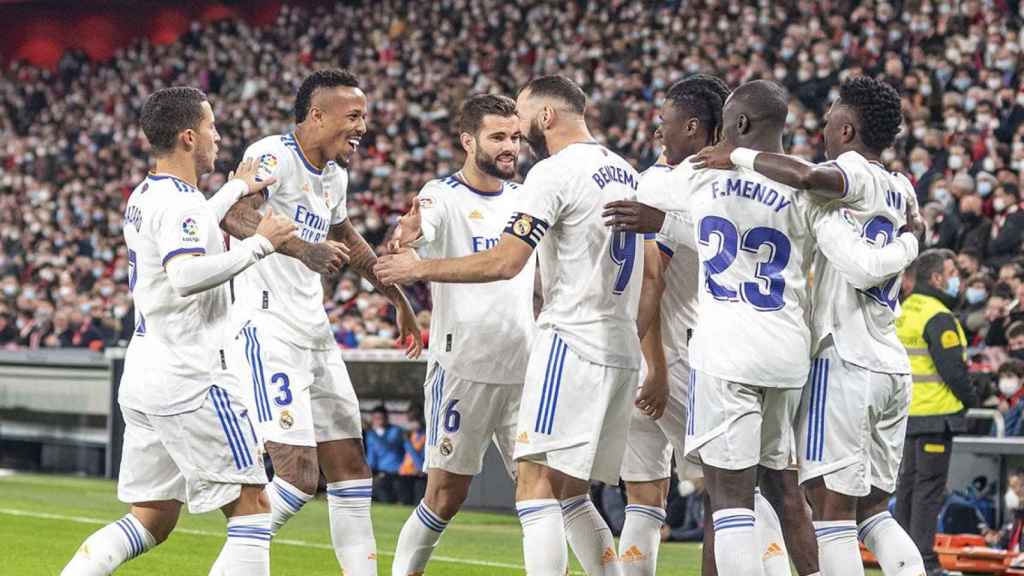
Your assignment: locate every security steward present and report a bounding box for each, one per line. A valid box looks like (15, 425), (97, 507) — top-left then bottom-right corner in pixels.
(895, 248), (978, 576)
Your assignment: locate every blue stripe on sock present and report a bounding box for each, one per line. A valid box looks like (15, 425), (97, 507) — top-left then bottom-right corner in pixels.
(116, 519), (140, 558)
(714, 520), (755, 531)
(516, 503), (560, 518)
(123, 518), (145, 557)
(858, 513), (890, 541)
(210, 387), (243, 469)
(625, 506), (666, 524)
(415, 504), (447, 532)
(274, 483), (305, 512)
(815, 526), (859, 538)
(561, 497), (588, 515)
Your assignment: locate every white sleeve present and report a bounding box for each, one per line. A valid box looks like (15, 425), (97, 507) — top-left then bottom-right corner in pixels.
(165, 235), (275, 297)
(205, 179), (250, 223)
(412, 183), (445, 248)
(506, 160), (562, 248)
(829, 151), (875, 208)
(813, 209), (918, 290)
(658, 210), (696, 251)
(330, 168), (349, 225)
(242, 140), (287, 200)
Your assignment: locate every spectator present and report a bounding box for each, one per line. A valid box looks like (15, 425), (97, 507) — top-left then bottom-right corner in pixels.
(956, 195), (992, 256)
(961, 273), (995, 343)
(397, 407), (427, 506)
(1010, 322), (1024, 363)
(997, 360), (1024, 436)
(989, 185), (1024, 268)
(364, 405), (406, 504)
(985, 283), (1019, 347)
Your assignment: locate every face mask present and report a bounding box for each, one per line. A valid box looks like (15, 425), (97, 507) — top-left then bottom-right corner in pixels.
(954, 78), (972, 92)
(965, 286), (987, 304)
(920, 84), (933, 96)
(995, 197), (1008, 212)
(99, 286), (114, 297)
(978, 181), (993, 197)
(378, 329), (395, 339)
(113, 306), (128, 318)
(948, 155), (964, 170)
(911, 162), (928, 177)
(945, 117), (960, 131)
(934, 188), (951, 205)
(989, 78), (1004, 90)
(1008, 488), (1021, 512)
(2, 286), (15, 297)
(793, 133), (808, 147)
(1012, 349), (1024, 362)
(978, 114), (993, 126)
(780, 48), (795, 60)
(984, 157), (997, 172)
(945, 275), (961, 297)
(338, 289), (355, 301)
(1000, 377), (1022, 397)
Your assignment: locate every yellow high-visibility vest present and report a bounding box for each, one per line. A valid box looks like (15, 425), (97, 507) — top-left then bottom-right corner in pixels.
(896, 293), (967, 417)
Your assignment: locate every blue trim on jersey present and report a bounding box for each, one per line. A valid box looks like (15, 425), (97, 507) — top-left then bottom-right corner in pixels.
(535, 335), (567, 435)
(444, 174), (504, 197)
(210, 386), (253, 470)
(429, 365), (445, 446)
(161, 247), (206, 267)
(687, 369), (696, 436)
(282, 133), (323, 175)
(806, 358), (830, 462)
(243, 327), (272, 423)
(657, 241), (674, 257)
(147, 173), (196, 192)
(833, 162), (851, 198)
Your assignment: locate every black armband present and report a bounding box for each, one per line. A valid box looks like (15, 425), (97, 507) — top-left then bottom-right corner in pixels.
(504, 212), (550, 248)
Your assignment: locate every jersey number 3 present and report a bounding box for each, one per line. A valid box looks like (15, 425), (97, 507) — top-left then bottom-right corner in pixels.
(698, 216), (792, 311)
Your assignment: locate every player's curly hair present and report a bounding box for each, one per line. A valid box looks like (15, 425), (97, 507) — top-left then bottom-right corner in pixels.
(141, 87), (207, 156)
(666, 74), (731, 144)
(294, 69), (360, 123)
(839, 76), (902, 153)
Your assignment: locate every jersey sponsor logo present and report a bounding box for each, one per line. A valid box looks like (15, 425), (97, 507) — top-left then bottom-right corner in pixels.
(418, 196), (435, 209)
(940, 330), (960, 349)
(180, 217), (200, 242)
(468, 209), (483, 220)
(255, 153), (278, 182)
(471, 236), (499, 253)
(710, 178), (793, 213)
(293, 204), (330, 243)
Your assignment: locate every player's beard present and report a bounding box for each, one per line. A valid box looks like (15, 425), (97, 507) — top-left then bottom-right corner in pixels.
(525, 117), (550, 160)
(475, 147), (517, 180)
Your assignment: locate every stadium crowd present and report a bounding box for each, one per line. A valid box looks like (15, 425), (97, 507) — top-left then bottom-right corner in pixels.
(1, 0), (1023, 410)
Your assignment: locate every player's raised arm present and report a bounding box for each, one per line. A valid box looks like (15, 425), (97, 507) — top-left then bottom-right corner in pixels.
(327, 219), (422, 358)
(165, 207), (296, 297)
(220, 158), (349, 275)
(694, 142), (847, 200)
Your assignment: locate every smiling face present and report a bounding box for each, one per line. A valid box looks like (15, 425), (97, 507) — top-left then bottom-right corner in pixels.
(658, 99), (709, 165)
(466, 113), (521, 179)
(312, 86), (368, 166)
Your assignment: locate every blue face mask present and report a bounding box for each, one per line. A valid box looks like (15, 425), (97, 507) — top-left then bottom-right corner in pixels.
(965, 286), (987, 305)
(945, 275), (961, 297)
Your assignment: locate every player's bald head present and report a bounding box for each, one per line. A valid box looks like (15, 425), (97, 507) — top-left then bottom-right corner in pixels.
(722, 80), (788, 140)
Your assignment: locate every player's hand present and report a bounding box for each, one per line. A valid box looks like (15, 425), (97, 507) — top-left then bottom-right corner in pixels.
(635, 368), (668, 420)
(256, 206), (297, 250)
(395, 299), (423, 359)
(374, 249), (421, 285)
(300, 241), (349, 275)
(603, 200), (666, 234)
(899, 198), (927, 243)
(692, 142), (736, 170)
(387, 201), (423, 254)
(230, 157), (277, 195)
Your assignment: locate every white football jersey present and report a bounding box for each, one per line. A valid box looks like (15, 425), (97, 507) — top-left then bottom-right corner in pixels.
(511, 142), (643, 369)
(232, 134), (349, 349)
(636, 164), (699, 365)
(415, 174), (537, 385)
(670, 162), (816, 388)
(810, 151), (916, 374)
(120, 174), (232, 415)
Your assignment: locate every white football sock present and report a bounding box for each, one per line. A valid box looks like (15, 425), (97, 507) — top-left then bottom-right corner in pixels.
(814, 520), (863, 576)
(213, 513), (271, 576)
(562, 495), (620, 575)
(712, 508), (762, 576)
(755, 491), (791, 576)
(265, 475), (313, 536)
(326, 479), (377, 574)
(517, 499), (567, 576)
(392, 501), (449, 575)
(858, 511), (926, 576)
(61, 513), (156, 575)
(619, 504), (665, 575)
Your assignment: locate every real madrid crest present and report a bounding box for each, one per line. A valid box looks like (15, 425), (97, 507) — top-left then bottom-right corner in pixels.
(279, 410), (294, 430)
(513, 215), (533, 237)
(439, 436), (454, 457)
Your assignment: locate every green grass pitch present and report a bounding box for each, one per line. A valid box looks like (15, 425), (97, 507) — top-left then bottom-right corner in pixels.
(0, 473), (883, 574)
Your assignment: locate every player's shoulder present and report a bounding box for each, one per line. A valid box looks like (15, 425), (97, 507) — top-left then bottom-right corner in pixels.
(136, 174), (203, 206)
(244, 134), (295, 169)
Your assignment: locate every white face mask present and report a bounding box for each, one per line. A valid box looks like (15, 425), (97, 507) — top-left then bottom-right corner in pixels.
(1007, 488), (1021, 512)
(1001, 377), (1022, 397)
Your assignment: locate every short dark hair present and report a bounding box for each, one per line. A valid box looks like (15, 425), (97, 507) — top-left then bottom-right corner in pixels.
(914, 248), (956, 286)
(372, 405), (388, 416)
(1008, 321), (1024, 341)
(839, 76), (903, 153)
(666, 74), (730, 140)
(458, 94), (517, 136)
(140, 87), (208, 156)
(729, 80), (788, 129)
(294, 69), (360, 123)
(999, 358), (1024, 378)
(993, 282), (1016, 300)
(522, 75), (587, 115)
